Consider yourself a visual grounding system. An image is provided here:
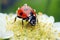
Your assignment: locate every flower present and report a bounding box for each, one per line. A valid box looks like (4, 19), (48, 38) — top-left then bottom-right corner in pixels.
(52, 22), (60, 39)
(0, 13), (14, 39)
(0, 12), (60, 40)
(37, 12), (54, 24)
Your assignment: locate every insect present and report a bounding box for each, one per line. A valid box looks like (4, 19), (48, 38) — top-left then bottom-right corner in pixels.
(14, 4), (37, 28)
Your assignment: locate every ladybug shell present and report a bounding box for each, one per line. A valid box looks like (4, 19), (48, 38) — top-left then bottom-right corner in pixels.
(17, 5), (36, 19)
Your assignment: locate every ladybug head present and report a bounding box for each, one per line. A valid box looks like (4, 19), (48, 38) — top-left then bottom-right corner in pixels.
(29, 12), (36, 26)
(29, 16), (36, 26)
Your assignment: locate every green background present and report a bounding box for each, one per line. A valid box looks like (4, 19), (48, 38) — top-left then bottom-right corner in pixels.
(1, 0), (60, 22)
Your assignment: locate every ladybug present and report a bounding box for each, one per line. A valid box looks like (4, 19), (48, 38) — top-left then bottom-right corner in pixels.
(14, 4), (36, 28)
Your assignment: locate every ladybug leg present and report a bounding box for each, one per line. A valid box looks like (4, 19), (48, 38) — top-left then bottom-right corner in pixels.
(37, 19), (38, 24)
(22, 19), (24, 28)
(36, 16), (38, 25)
(14, 16), (17, 23)
(36, 16), (38, 24)
(26, 17), (29, 22)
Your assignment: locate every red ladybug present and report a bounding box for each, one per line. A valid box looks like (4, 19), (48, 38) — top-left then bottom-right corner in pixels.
(14, 4), (36, 28)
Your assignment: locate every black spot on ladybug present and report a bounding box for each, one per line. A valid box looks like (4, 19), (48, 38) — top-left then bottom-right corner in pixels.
(20, 12), (23, 16)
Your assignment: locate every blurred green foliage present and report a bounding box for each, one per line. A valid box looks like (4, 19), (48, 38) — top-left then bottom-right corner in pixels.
(1, 0), (60, 22)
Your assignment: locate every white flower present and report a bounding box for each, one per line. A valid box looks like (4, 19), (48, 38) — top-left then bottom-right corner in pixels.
(52, 22), (60, 32)
(0, 13), (60, 40)
(52, 22), (60, 39)
(37, 14), (54, 24)
(37, 14), (48, 23)
(0, 13), (14, 39)
(46, 16), (54, 24)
